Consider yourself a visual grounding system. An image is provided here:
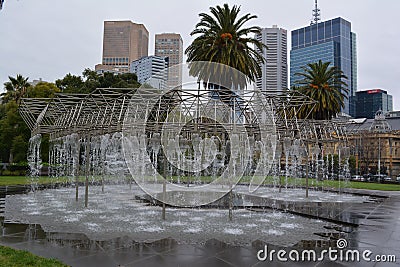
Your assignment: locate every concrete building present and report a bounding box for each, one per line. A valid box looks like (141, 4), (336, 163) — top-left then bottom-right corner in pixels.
(99, 21), (149, 73)
(94, 64), (122, 75)
(290, 17), (357, 116)
(355, 89), (393, 119)
(255, 25), (288, 94)
(130, 56), (168, 90)
(29, 78), (46, 86)
(155, 33), (183, 88)
(346, 111), (400, 177)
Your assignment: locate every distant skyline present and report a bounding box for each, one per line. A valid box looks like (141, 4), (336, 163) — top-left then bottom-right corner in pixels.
(0, 0), (399, 109)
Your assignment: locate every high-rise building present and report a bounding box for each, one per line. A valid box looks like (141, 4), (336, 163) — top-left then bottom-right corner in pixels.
(155, 33), (183, 88)
(355, 89), (393, 119)
(130, 56), (168, 90)
(290, 17), (357, 116)
(98, 21), (149, 73)
(255, 25), (288, 94)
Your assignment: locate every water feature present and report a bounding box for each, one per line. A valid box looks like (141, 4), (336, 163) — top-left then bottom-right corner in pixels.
(16, 62), (360, 253)
(27, 134), (42, 192)
(3, 184), (369, 247)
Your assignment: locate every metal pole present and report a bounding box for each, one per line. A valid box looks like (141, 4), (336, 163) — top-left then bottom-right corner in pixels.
(228, 189), (233, 221)
(75, 139), (80, 202)
(85, 135), (90, 208)
(75, 177), (79, 201)
(378, 135), (381, 178)
(162, 153), (167, 220)
(162, 180), (166, 220)
(305, 155), (309, 198)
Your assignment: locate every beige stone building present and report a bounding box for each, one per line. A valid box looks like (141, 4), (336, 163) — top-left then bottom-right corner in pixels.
(155, 33), (183, 88)
(98, 21), (149, 73)
(346, 111), (400, 177)
(347, 131), (400, 178)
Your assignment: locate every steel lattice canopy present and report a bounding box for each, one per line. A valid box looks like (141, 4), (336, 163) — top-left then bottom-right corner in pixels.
(19, 87), (349, 145)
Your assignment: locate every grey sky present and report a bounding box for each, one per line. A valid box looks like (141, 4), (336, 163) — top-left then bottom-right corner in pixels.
(0, 0), (399, 109)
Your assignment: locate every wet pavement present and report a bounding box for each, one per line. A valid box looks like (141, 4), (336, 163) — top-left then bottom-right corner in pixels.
(0, 188), (399, 267)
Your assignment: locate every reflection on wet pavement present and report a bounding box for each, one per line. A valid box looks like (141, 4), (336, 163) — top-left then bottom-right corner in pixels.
(0, 185), (399, 267)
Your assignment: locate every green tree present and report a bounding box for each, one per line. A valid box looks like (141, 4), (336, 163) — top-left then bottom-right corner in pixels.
(82, 68), (101, 92)
(293, 60), (348, 120)
(97, 72), (140, 89)
(348, 155), (356, 175)
(185, 3), (265, 90)
(0, 102), (30, 163)
(26, 82), (61, 98)
(55, 73), (84, 93)
(55, 70), (140, 94)
(324, 154), (339, 178)
(1, 74), (31, 104)
(11, 135), (28, 163)
(0, 81), (59, 164)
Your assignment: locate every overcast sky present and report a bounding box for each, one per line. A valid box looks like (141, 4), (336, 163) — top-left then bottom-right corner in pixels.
(0, 0), (399, 109)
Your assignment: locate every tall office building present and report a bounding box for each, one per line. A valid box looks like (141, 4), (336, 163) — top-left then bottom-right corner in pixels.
(356, 89), (393, 119)
(255, 25), (288, 93)
(130, 56), (168, 90)
(290, 16), (357, 116)
(155, 33), (183, 88)
(98, 21), (149, 73)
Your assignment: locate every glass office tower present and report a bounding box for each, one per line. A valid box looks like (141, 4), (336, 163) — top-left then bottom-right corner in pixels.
(356, 89), (393, 119)
(290, 17), (357, 116)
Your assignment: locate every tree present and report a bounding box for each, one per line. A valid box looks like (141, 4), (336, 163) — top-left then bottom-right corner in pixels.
(55, 73), (84, 93)
(26, 82), (61, 98)
(0, 81), (60, 164)
(11, 135), (28, 163)
(1, 74), (31, 104)
(0, 102), (30, 163)
(185, 3), (265, 91)
(348, 155), (356, 175)
(97, 72), (140, 89)
(55, 70), (141, 94)
(293, 60), (348, 120)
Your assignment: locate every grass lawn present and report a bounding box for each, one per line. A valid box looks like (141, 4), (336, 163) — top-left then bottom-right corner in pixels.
(0, 176), (109, 186)
(1, 175), (400, 191)
(0, 245), (67, 267)
(0, 176), (63, 186)
(240, 175), (400, 191)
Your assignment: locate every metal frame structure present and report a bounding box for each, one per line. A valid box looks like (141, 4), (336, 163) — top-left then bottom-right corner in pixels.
(19, 87), (352, 206)
(20, 87), (349, 142)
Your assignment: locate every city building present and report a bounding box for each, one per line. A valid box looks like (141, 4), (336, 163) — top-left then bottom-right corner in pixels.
(346, 111), (400, 177)
(29, 78), (47, 86)
(290, 15), (357, 116)
(94, 64), (122, 75)
(155, 33), (183, 88)
(255, 25), (288, 94)
(97, 21), (149, 74)
(386, 111), (400, 118)
(355, 89), (393, 119)
(130, 56), (168, 90)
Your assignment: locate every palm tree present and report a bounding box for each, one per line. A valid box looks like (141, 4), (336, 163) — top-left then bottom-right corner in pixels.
(293, 60), (348, 120)
(1, 74), (30, 104)
(185, 3), (266, 93)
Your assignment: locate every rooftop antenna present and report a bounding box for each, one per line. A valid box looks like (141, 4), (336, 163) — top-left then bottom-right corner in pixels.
(310, 0), (321, 25)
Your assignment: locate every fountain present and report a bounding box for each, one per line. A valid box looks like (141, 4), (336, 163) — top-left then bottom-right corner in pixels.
(27, 134), (42, 192)
(13, 62), (362, 250)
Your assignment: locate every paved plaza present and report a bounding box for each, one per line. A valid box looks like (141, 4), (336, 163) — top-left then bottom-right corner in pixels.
(0, 186), (399, 267)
